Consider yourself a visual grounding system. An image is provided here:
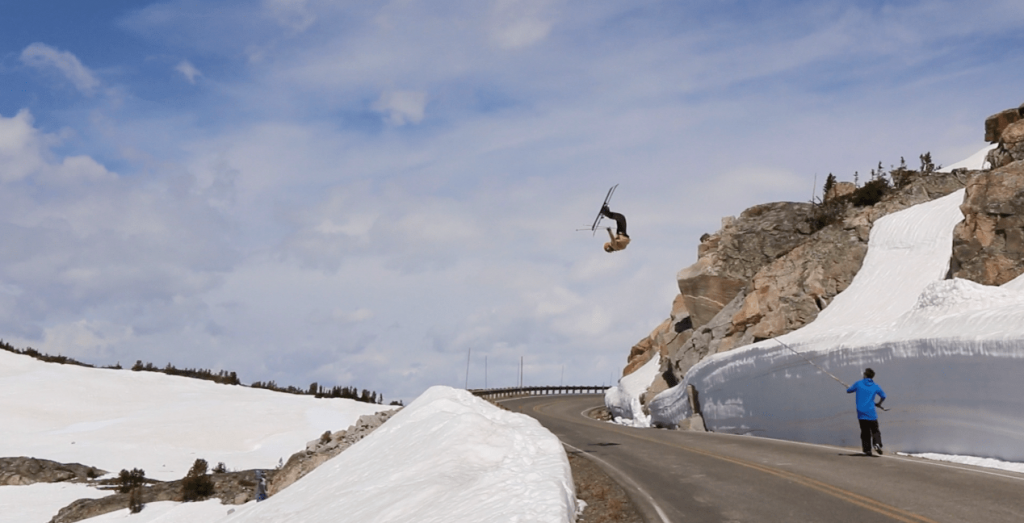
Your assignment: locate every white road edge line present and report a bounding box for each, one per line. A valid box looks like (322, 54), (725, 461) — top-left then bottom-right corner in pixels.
(563, 441), (673, 523)
(594, 415), (1024, 484)
(703, 431), (1024, 482)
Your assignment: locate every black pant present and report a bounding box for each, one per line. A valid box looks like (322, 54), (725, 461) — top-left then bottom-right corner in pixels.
(601, 209), (628, 237)
(858, 419), (882, 453)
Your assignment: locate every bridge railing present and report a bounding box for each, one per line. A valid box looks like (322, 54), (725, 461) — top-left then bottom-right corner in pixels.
(470, 385), (608, 400)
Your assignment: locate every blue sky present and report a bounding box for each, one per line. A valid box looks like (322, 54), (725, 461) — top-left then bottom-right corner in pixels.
(2, 0), (1023, 402)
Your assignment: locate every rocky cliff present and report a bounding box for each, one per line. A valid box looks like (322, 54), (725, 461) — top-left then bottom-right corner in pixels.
(622, 104), (1024, 409)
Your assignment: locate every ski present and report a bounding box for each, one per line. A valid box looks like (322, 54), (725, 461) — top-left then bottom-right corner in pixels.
(581, 184), (618, 236)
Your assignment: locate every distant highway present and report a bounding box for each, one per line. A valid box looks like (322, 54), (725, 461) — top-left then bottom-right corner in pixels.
(502, 394), (1024, 523)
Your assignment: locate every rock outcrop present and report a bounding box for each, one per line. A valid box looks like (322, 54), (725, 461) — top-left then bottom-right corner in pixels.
(50, 470), (265, 523)
(0, 458), (104, 486)
(985, 104), (1024, 143)
(679, 202), (817, 329)
(269, 409), (396, 496)
(46, 409), (398, 523)
(952, 160), (1024, 285)
(987, 120), (1024, 170)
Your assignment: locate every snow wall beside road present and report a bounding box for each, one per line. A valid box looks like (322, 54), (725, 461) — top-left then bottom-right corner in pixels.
(650, 189), (1024, 462)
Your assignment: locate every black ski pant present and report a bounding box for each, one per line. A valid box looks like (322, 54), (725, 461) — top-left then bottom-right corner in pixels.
(858, 419), (882, 453)
(601, 210), (628, 237)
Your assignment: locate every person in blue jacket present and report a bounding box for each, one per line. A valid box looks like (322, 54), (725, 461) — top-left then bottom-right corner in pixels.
(847, 368), (886, 455)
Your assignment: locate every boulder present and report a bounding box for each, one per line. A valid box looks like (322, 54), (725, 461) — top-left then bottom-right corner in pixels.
(952, 161), (1024, 285)
(985, 104), (1024, 143)
(676, 270), (746, 328)
(825, 181), (856, 201)
(676, 202), (816, 329)
(986, 119), (1024, 170)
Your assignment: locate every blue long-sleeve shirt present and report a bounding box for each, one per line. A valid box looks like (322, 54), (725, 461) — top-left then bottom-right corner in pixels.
(846, 378), (886, 420)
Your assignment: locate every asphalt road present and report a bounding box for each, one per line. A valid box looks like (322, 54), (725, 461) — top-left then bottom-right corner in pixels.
(501, 394), (1024, 523)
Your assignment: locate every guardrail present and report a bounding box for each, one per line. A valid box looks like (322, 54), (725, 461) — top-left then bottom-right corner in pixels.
(470, 385), (608, 399)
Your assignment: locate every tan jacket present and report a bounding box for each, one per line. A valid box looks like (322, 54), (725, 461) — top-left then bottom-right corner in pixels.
(604, 228), (631, 252)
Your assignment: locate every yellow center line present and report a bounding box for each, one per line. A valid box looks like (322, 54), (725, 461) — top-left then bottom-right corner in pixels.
(531, 400), (940, 523)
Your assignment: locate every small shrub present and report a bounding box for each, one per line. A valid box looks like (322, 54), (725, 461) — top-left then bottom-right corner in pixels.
(181, 459), (215, 502)
(212, 462), (227, 474)
(118, 468), (146, 494)
(850, 177), (890, 206)
(919, 152), (939, 174)
(822, 173), (836, 198)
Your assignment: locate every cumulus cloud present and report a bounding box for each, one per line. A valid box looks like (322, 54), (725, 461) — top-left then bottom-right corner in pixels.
(20, 43), (100, 94)
(0, 109), (115, 185)
(175, 60), (203, 84)
(372, 90), (428, 125)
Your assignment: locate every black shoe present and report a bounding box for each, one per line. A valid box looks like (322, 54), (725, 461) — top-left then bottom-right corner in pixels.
(873, 444), (883, 455)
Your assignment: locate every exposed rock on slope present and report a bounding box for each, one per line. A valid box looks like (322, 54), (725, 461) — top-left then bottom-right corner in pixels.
(987, 120), (1024, 169)
(269, 409), (396, 496)
(952, 160), (1024, 285)
(44, 409), (397, 523)
(0, 458), (103, 486)
(984, 104), (1024, 143)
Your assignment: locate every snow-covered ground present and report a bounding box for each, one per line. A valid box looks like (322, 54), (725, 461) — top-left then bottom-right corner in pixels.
(0, 350), (387, 481)
(608, 149), (1024, 464)
(0, 352), (576, 522)
(605, 353), (660, 427)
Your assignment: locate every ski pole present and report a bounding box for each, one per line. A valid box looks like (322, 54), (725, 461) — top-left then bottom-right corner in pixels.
(773, 338), (849, 388)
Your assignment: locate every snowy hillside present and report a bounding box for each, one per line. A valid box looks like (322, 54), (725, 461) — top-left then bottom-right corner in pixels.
(0, 350), (387, 481)
(644, 185), (1024, 461)
(0, 353), (576, 522)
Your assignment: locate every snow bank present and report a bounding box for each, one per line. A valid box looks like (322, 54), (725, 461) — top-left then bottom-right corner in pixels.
(651, 189), (1024, 462)
(0, 483), (105, 523)
(81, 386), (577, 523)
(605, 353), (660, 427)
(939, 144), (996, 172)
(0, 350), (387, 480)
(901, 453), (1024, 474)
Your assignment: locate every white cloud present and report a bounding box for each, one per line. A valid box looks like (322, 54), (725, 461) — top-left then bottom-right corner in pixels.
(372, 90), (428, 125)
(175, 60), (203, 84)
(489, 0), (557, 50)
(0, 109), (115, 186)
(0, 109), (47, 183)
(20, 43), (100, 95)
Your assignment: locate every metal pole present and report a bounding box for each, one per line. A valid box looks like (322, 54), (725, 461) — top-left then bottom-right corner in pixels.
(773, 338), (849, 388)
(519, 356), (523, 388)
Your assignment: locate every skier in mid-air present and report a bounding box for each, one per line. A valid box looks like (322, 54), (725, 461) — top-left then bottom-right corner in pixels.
(846, 368), (886, 456)
(601, 204), (630, 253)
